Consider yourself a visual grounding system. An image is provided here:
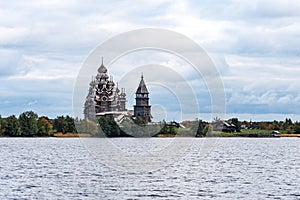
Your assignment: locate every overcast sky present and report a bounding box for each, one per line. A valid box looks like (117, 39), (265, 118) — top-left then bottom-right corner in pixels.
(0, 0), (300, 121)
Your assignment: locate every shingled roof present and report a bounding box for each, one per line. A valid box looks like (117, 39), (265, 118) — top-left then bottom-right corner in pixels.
(136, 74), (149, 94)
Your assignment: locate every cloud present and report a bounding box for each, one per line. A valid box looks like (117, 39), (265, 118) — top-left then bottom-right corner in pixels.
(222, 53), (300, 116)
(0, 49), (23, 76)
(0, 0), (299, 121)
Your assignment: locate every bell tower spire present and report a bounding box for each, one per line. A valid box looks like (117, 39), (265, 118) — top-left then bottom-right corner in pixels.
(134, 73), (152, 123)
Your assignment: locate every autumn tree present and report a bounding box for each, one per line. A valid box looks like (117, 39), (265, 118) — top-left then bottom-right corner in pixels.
(258, 122), (268, 130)
(37, 116), (53, 136)
(203, 124), (213, 136)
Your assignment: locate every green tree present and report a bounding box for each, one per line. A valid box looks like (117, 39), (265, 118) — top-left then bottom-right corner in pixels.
(272, 120), (280, 130)
(286, 118), (293, 126)
(53, 116), (67, 133)
(108, 116), (120, 136)
(159, 120), (168, 134)
(230, 118), (241, 132)
(196, 120), (207, 137)
(168, 124), (176, 135)
(53, 115), (76, 133)
(98, 116), (110, 136)
(0, 115), (6, 136)
(294, 122), (300, 134)
(4, 115), (20, 136)
(158, 120), (173, 135)
(283, 118), (293, 133)
(19, 111), (38, 136)
(65, 115), (77, 133)
(98, 115), (121, 137)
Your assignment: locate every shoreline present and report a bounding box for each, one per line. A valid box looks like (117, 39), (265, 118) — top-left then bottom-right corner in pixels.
(50, 133), (300, 138)
(1, 133), (299, 138)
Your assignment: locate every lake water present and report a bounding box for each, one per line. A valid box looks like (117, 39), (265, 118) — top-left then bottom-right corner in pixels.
(0, 137), (299, 199)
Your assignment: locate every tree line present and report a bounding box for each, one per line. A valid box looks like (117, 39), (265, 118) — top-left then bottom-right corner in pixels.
(0, 111), (76, 137)
(1, 111), (300, 137)
(240, 118), (300, 134)
(182, 118), (300, 135)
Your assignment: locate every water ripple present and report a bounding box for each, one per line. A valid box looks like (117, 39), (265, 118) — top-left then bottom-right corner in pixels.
(0, 138), (299, 199)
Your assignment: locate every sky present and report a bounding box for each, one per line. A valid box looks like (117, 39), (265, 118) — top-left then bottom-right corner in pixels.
(0, 0), (300, 121)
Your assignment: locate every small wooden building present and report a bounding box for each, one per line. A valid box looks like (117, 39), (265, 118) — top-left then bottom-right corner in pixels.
(212, 120), (236, 132)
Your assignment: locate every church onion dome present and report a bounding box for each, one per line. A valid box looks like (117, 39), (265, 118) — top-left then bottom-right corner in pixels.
(98, 63), (107, 73)
(109, 81), (115, 86)
(136, 74), (149, 94)
(104, 73), (109, 79)
(89, 80), (96, 87)
(97, 57), (107, 73)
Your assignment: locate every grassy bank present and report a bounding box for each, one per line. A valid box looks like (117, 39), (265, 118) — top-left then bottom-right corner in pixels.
(53, 133), (91, 137)
(51, 131), (300, 138)
(280, 134), (300, 137)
